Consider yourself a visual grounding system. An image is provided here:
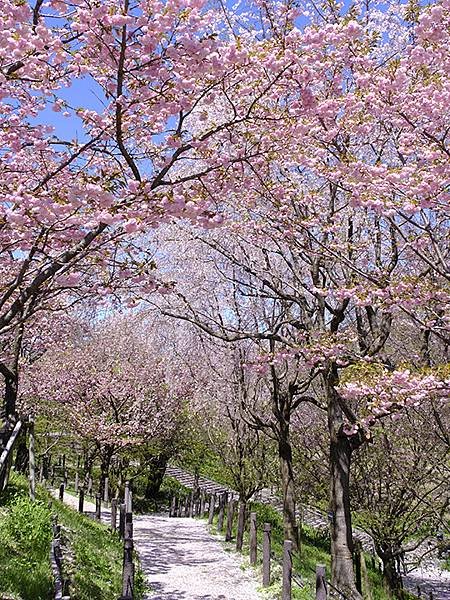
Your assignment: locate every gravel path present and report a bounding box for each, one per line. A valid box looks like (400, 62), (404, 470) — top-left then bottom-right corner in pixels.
(166, 467), (450, 600)
(403, 561), (450, 600)
(136, 514), (262, 600)
(54, 490), (263, 600)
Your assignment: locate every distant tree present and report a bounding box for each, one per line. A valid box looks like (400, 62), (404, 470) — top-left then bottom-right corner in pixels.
(197, 342), (277, 503)
(351, 404), (449, 597)
(20, 316), (188, 493)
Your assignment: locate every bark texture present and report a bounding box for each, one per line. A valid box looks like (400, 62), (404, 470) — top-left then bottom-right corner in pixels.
(279, 432), (298, 552)
(326, 366), (362, 600)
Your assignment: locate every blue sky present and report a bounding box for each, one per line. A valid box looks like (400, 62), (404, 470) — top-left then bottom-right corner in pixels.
(32, 76), (106, 142)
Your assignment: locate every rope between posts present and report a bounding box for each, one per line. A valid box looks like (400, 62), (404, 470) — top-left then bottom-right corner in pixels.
(256, 543), (305, 589)
(254, 539), (351, 600)
(307, 566), (350, 600)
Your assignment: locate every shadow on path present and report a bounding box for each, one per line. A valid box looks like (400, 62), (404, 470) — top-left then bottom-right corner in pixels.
(133, 514), (262, 600)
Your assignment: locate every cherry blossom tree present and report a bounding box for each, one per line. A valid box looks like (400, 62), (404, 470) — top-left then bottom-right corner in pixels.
(0, 0), (294, 421)
(20, 314), (189, 493)
(143, 2), (450, 594)
(191, 339), (278, 503)
(2, 0), (449, 596)
(351, 403), (449, 596)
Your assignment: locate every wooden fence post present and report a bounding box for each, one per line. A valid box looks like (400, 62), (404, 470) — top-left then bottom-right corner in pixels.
(95, 493), (101, 520)
(50, 515), (67, 599)
(59, 482), (64, 501)
(119, 503), (126, 538)
(225, 499), (236, 542)
(354, 539), (362, 595)
(119, 485), (134, 599)
(316, 564), (327, 600)
(170, 496), (176, 517)
(263, 523), (271, 587)
(78, 487), (84, 513)
(208, 493), (216, 525)
(111, 498), (118, 531)
(236, 502), (246, 551)
(125, 491), (133, 539)
(28, 417), (35, 501)
(104, 477), (109, 503)
(249, 512), (257, 565)
(282, 540), (293, 600)
(120, 537), (135, 599)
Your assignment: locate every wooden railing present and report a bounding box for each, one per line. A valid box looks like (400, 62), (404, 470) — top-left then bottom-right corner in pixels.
(55, 478), (135, 600)
(50, 515), (71, 600)
(0, 419), (22, 492)
(169, 487), (354, 600)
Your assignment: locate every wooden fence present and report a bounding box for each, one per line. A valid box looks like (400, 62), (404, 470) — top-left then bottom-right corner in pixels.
(0, 419), (22, 492)
(53, 475), (135, 600)
(169, 488), (337, 600)
(50, 515), (70, 600)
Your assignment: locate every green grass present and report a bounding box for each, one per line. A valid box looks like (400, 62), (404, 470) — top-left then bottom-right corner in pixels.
(0, 472), (146, 600)
(0, 473), (53, 600)
(52, 499), (129, 600)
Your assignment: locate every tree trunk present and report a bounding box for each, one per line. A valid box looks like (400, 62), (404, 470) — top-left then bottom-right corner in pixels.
(43, 453), (51, 480)
(144, 454), (169, 499)
(193, 468), (200, 501)
(82, 450), (95, 489)
(14, 432), (29, 473)
(1, 322), (24, 420)
(377, 547), (403, 598)
(1, 323), (24, 486)
(4, 370), (18, 420)
(327, 368), (362, 600)
(99, 449), (112, 498)
(279, 428), (298, 552)
(100, 470), (107, 496)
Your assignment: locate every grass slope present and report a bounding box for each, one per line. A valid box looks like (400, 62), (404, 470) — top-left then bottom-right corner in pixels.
(0, 473), (53, 600)
(51, 499), (125, 600)
(0, 472), (145, 600)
